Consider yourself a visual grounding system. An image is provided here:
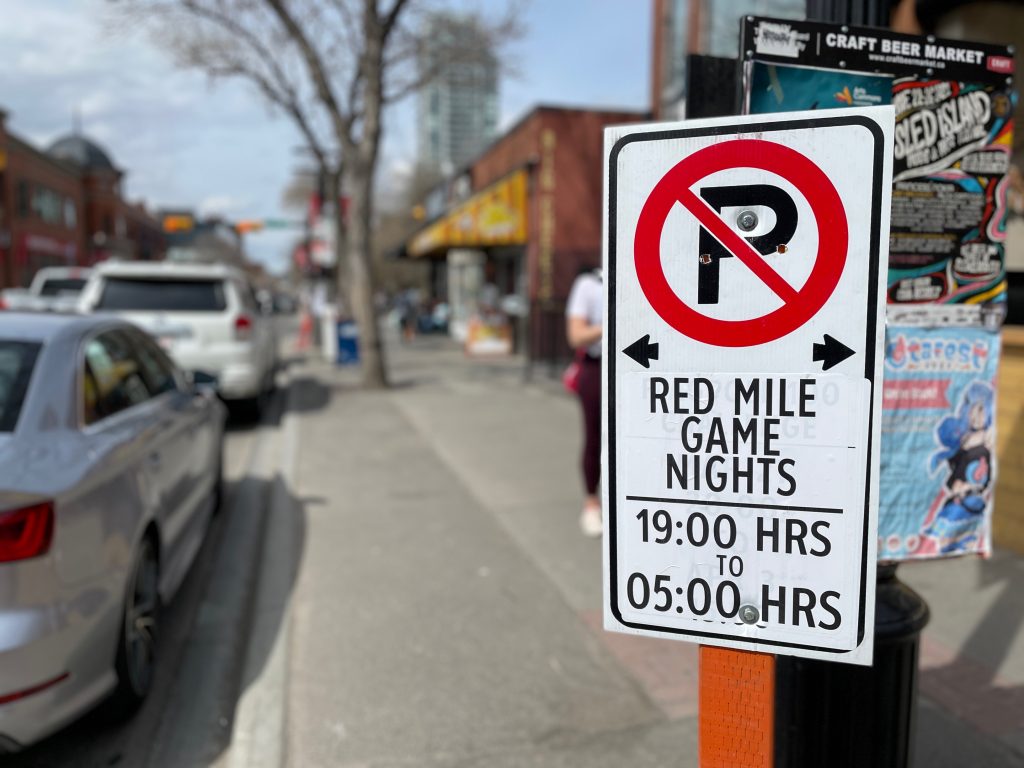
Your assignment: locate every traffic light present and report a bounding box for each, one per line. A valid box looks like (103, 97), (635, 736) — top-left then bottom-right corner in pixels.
(235, 220), (264, 234)
(163, 214), (194, 233)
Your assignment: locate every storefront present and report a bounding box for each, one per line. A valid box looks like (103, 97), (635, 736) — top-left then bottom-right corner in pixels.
(13, 233), (79, 284)
(408, 167), (528, 353)
(406, 105), (646, 364)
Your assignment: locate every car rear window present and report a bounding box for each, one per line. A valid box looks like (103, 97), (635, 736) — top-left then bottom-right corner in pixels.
(0, 341), (42, 432)
(97, 278), (227, 312)
(38, 278), (87, 297)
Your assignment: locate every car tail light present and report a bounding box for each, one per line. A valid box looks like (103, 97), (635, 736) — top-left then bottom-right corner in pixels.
(234, 314), (253, 340)
(0, 502), (54, 563)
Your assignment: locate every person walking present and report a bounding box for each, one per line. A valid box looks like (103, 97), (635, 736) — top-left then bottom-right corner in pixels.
(397, 290), (417, 343)
(566, 267), (603, 537)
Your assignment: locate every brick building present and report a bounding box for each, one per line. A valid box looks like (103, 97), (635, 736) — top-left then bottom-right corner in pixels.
(0, 111), (164, 289)
(406, 105), (647, 366)
(48, 134), (165, 265)
(0, 113), (85, 288)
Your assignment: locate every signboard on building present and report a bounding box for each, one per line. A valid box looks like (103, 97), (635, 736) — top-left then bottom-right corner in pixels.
(603, 107), (894, 665)
(408, 168), (528, 258)
(740, 16), (1015, 309)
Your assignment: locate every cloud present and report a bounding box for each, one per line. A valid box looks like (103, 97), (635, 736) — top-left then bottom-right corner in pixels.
(2, 0), (651, 281)
(1, 0), (300, 233)
(198, 195), (249, 217)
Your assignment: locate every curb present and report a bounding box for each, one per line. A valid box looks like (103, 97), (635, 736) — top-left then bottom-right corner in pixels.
(224, 366), (302, 768)
(146, 369), (292, 768)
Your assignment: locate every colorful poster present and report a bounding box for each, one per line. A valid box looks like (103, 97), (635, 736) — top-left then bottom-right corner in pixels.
(889, 79), (1014, 306)
(879, 324), (1000, 559)
(741, 17), (1016, 308)
(740, 18), (1014, 561)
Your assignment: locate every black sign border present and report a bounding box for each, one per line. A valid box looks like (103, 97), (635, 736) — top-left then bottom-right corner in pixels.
(607, 114), (884, 655)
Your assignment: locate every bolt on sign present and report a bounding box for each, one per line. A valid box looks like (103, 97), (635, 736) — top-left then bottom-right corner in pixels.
(603, 107), (894, 665)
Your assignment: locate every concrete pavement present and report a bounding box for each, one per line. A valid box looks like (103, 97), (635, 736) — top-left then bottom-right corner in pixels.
(230, 334), (1024, 768)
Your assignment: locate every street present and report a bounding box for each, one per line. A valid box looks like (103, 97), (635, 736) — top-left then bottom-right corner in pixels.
(2, 3), (1023, 767)
(2, 333), (1021, 767)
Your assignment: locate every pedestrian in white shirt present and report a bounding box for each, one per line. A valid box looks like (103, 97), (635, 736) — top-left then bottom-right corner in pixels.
(565, 268), (603, 537)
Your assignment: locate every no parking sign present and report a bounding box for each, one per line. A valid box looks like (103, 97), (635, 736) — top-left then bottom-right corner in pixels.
(603, 107), (894, 665)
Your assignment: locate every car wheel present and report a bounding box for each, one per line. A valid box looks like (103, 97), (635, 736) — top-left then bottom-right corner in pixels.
(241, 394), (263, 422)
(109, 536), (160, 716)
(265, 362), (278, 396)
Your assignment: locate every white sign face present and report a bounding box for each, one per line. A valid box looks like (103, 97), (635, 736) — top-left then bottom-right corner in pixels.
(602, 107), (894, 666)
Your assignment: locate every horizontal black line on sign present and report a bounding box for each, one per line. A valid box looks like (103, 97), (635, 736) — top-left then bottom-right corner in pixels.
(624, 496), (844, 514)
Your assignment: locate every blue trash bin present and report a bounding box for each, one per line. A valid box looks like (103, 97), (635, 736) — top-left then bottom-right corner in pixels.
(337, 320), (360, 365)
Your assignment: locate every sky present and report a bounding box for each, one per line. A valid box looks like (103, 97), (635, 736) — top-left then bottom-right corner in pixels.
(0, 1), (651, 273)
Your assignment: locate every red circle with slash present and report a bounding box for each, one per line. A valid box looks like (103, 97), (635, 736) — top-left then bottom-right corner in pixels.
(633, 139), (848, 347)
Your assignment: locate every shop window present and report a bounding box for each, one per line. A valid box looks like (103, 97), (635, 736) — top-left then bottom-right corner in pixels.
(15, 180), (29, 218)
(31, 186), (62, 224)
(63, 198), (77, 229)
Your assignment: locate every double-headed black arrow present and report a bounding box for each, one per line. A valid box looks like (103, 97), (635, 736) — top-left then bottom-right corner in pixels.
(623, 334), (659, 368)
(623, 332), (851, 371)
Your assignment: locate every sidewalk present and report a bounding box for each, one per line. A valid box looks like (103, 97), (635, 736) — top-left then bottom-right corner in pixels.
(260, 335), (1024, 767)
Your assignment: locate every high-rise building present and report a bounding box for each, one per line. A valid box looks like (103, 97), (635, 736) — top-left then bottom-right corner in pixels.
(416, 13), (499, 175)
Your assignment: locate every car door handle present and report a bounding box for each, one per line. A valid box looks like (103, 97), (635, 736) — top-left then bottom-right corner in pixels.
(148, 451), (162, 468)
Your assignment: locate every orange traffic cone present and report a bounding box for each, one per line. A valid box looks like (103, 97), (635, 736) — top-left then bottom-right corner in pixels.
(297, 310), (313, 351)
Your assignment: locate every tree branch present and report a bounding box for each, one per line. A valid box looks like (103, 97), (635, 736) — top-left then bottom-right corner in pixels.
(381, 0), (410, 38)
(263, 0), (352, 145)
(167, 1), (332, 169)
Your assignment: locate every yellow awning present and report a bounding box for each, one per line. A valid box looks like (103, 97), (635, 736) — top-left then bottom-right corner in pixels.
(408, 169), (528, 258)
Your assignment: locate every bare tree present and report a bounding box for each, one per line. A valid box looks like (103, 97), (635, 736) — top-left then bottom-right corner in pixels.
(116, 0), (520, 388)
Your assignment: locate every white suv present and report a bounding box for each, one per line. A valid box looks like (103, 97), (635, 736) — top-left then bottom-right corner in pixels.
(1, 267), (92, 313)
(79, 261), (277, 414)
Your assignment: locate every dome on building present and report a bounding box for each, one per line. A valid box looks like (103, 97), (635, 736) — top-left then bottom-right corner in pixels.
(48, 134), (117, 171)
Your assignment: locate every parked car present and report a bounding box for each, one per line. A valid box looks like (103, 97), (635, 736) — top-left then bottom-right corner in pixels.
(0, 312), (226, 751)
(79, 262), (278, 417)
(0, 267), (92, 313)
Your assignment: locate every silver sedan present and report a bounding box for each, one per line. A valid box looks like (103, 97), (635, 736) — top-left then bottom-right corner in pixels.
(0, 313), (226, 751)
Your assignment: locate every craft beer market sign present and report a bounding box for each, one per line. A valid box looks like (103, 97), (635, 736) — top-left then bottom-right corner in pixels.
(603, 108), (894, 665)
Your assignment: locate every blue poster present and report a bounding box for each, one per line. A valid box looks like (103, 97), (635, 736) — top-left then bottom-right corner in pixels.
(879, 326), (1000, 559)
(746, 62), (892, 114)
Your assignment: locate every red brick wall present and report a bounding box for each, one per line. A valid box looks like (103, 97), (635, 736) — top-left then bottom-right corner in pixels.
(82, 171), (122, 261)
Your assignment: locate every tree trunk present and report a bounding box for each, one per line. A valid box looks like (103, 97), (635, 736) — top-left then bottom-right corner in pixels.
(326, 165), (351, 311)
(347, 162), (388, 388)
(344, 1), (389, 389)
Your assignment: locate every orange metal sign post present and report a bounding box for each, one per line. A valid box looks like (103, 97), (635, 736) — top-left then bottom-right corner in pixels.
(699, 647), (775, 768)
